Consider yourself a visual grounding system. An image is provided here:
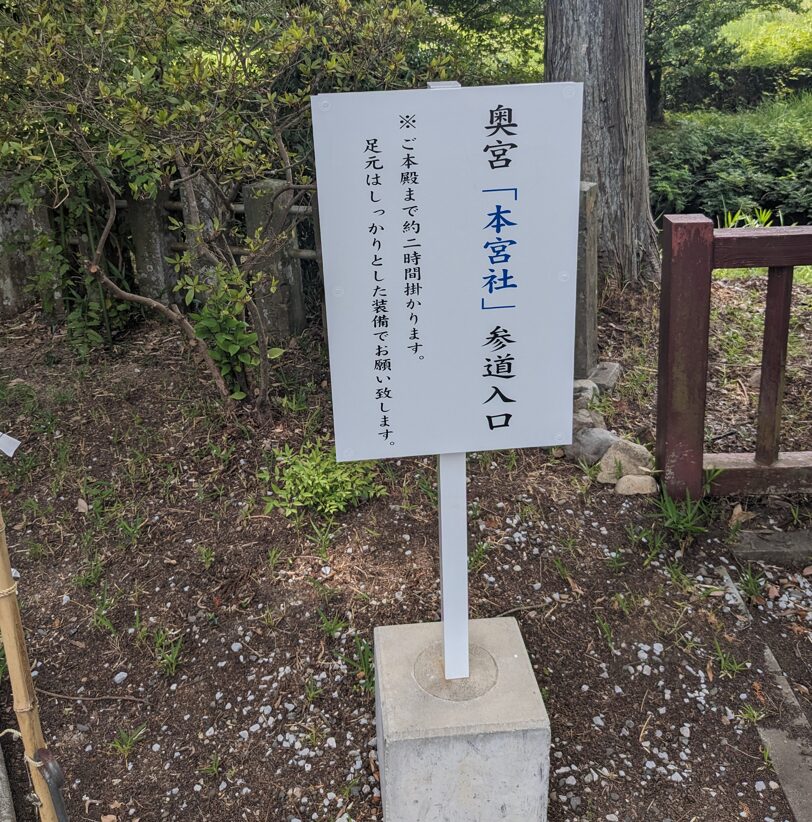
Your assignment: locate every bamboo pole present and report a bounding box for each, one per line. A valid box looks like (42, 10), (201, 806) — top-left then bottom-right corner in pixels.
(0, 507), (58, 822)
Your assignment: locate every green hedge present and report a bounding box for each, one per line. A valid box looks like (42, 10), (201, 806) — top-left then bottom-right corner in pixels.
(666, 64), (812, 112)
(648, 94), (812, 224)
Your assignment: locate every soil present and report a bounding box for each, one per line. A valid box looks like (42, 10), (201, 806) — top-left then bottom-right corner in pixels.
(0, 277), (810, 822)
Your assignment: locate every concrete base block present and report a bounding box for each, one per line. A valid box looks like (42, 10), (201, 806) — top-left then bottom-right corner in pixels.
(374, 618), (550, 822)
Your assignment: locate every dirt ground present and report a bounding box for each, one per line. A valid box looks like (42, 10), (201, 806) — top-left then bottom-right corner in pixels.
(0, 278), (810, 822)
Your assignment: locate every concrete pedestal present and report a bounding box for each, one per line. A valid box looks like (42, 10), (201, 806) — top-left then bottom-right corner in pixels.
(374, 617), (550, 822)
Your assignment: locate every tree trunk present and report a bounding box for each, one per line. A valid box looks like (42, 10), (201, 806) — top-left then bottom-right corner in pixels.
(545, 0), (660, 283)
(645, 59), (665, 124)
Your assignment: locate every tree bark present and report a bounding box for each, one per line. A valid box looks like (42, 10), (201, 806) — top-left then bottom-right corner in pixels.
(545, 0), (660, 283)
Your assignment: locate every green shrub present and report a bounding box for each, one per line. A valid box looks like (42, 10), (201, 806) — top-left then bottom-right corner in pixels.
(649, 94), (812, 224)
(260, 438), (386, 519)
(723, 2), (812, 69)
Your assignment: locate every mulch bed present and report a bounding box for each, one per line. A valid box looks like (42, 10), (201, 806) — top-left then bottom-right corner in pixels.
(0, 277), (809, 821)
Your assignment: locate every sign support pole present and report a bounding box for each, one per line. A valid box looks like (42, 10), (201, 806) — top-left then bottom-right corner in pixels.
(437, 452), (469, 679)
(427, 80), (470, 682)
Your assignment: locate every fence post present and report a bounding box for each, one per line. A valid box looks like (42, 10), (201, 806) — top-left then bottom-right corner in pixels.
(755, 266), (794, 465)
(655, 215), (714, 499)
(574, 181), (598, 379)
(127, 192), (176, 304)
(243, 180), (306, 343)
(0, 193), (54, 320)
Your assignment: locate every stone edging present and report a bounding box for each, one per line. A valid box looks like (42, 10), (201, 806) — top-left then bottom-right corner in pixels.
(716, 564), (812, 822)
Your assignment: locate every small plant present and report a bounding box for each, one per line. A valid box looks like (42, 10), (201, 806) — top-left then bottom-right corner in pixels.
(713, 638), (746, 678)
(642, 529), (666, 568)
(552, 556), (571, 581)
(676, 632), (699, 654)
(132, 610), (149, 644)
(611, 592), (632, 616)
(760, 745), (774, 771)
(261, 438), (386, 519)
(112, 724), (147, 762)
(279, 390), (308, 414)
(738, 565), (764, 601)
(200, 753), (221, 777)
(197, 544), (215, 570)
(310, 578), (337, 604)
(789, 503), (803, 527)
(267, 546), (284, 573)
(75, 553), (104, 589)
(468, 540), (492, 572)
(737, 704), (766, 725)
(702, 467), (724, 495)
(91, 585), (115, 633)
(415, 469), (438, 507)
(606, 551), (627, 572)
(665, 560), (694, 593)
(261, 607), (281, 628)
(26, 541), (46, 560)
(119, 516), (146, 545)
(577, 458), (600, 482)
(304, 677), (323, 703)
(595, 613), (614, 651)
(654, 491), (708, 540)
(308, 520), (335, 562)
(154, 629), (183, 676)
(318, 610), (348, 638)
(341, 636), (375, 694)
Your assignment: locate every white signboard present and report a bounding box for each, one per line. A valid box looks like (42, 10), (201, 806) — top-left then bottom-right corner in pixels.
(312, 83), (583, 462)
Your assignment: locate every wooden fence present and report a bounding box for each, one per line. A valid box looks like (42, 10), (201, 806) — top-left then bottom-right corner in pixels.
(656, 214), (812, 498)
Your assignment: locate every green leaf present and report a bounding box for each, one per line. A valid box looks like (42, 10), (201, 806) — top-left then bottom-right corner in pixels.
(268, 347), (284, 360)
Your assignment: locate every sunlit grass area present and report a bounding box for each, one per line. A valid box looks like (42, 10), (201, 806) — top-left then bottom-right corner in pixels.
(714, 266), (812, 285)
(723, 0), (812, 67)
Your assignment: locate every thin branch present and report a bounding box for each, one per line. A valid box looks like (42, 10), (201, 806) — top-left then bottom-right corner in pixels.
(76, 136), (233, 406)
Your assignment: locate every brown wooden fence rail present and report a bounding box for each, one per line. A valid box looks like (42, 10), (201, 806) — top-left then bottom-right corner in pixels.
(656, 215), (812, 498)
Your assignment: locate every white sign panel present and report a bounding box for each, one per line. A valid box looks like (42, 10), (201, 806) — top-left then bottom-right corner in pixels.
(312, 83), (583, 462)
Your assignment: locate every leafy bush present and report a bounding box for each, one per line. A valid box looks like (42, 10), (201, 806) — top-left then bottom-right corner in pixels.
(723, 2), (812, 68)
(649, 94), (812, 224)
(260, 439), (386, 519)
(0, 0), (455, 401)
(666, 64), (812, 112)
(662, 2), (812, 112)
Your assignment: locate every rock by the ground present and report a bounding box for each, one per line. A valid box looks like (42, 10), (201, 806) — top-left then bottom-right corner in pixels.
(564, 427), (619, 465)
(597, 439), (654, 483)
(589, 361), (623, 394)
(572, 408), (606, 433)
(573, 379), (599, 410)
(614, 474), (658, 495)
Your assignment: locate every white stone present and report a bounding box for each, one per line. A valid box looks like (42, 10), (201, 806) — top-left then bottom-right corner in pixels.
(589, 361), (623, 394)
(573, 379), (599, 410)
(564, 427), (619, 465)
(597, 440), (654, 484)
(375, 618), (550, 821)
(614, 475), (658, 496)
(113, 672), (128, 685)
(572, 408), (606, 433)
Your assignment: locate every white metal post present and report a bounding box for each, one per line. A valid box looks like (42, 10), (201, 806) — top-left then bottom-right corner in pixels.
(437, 452), (469, 679)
